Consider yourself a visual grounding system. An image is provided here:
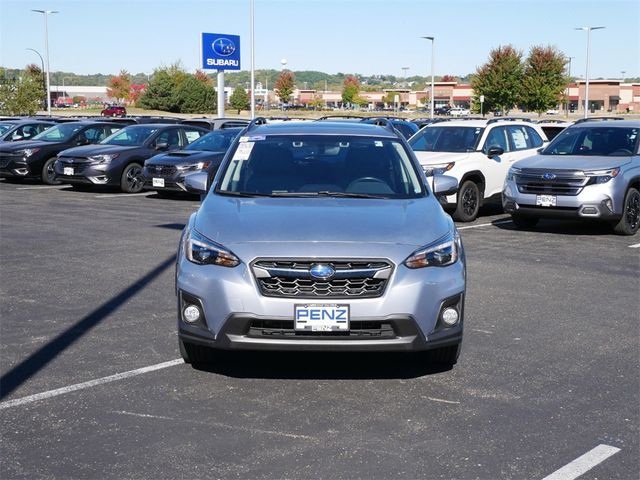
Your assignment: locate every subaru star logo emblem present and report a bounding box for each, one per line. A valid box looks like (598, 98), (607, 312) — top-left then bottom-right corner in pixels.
(309, 264), (335, 280)
(543, 172), (556, 180)
(212, 38), (236, 57)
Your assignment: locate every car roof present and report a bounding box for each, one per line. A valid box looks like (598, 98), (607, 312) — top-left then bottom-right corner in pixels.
(247, 120), (400, 138)
(1, 119), (55, 126)
(570, 119), (640, 128)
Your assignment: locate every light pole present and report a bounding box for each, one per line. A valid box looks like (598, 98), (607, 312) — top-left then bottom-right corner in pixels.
(575, 26), (605, 119)
(26, 48), (46, 110)
(249, 0), (255, 119)
(401, 66), (409, 86)
(422, 36), (435, 118)
(565, 56), (574, 117)
(32, 9), (58, 117)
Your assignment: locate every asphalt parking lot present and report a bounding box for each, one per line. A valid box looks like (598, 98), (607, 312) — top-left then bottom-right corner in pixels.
(0, 180), (638, 479)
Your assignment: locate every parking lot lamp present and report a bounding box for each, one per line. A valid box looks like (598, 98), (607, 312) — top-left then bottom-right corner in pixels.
(32, 9), (58, 117)
(575, 26), (605, 119)
(26, 48), (46, 109)
(249, 0), (255, 119)
(422, 36), (435, 118)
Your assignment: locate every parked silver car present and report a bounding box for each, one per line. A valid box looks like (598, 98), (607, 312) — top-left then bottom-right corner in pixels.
(503, 119), (640, 235)
(175, 120), (466, 367)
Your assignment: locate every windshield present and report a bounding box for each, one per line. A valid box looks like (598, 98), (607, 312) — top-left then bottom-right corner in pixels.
(0, 123), (17, 135)
(542, 126), (639, 156)
(216, 135), (425, 199)
(185, 129), (240, 152)
(101, 126), (159, 146)
(409, 126), (484, 153)
(32, 123), (83, 142)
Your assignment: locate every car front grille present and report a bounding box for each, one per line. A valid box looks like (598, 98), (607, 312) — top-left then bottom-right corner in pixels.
(516, 170), (588, 196)
(252, 259), (393, 299)
(247, 319), (395, 338)
(59, 159), (91, 174)
(147, 165), (177, 176)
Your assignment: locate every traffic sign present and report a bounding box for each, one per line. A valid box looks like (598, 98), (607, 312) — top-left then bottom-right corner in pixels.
(202, 33), (241, 70)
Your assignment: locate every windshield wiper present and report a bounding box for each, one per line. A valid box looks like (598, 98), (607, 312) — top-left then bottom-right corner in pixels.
(217, 191), (266, 197)
(269, 191), (387, 199)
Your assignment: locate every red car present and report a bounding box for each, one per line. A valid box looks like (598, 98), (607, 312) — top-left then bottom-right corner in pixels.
(101, 105), (127, 117)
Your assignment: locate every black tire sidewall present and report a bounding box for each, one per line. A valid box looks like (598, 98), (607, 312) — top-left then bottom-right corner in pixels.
(454, 180), (480, 222)
(120, 163), (144, 193)
(41, 157), (60, 185)
(615, 188), (640, 235)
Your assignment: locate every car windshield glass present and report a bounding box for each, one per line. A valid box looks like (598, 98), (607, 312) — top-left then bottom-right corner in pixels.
(409, 126), (483, 152)
(32, 123), (83, 142)
(542, 127), (639, 156)
(101, 126), (159, 146)
(185, 129), (240, 152)
(217, 135), (425, 199)
(0, 123), (17, 135)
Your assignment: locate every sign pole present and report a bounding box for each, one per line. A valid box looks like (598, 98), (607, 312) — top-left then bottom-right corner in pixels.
(217, 70), (225, 118)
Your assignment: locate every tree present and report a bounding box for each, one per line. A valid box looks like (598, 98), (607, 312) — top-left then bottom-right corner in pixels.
(0, 66), (45, 115)
(107, 69), (132, 104)
(229, 85), (250, 113)
(471, 45), (524, 114)
(128, 84), (145, 105)
(138, 63), (188, 112)
(520, 46), (567, 115)
(174, 75), (216, 113)
(274, 70), (295, 104)
(194, 69), (212, 85)
(441, 74), (457, 82)
(342, 75), (360, 106)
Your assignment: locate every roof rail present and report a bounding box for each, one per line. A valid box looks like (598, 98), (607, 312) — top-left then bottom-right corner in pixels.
(247, 117), (268, 130)
(317, 115), (365, 120)
(573, 116), (624, 124)
(536, 119), (571, 124)
(361, 117), (401, 135)
(486, 117), (534, 124)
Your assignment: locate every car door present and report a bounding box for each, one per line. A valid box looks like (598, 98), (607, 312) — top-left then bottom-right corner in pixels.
(181, 127), (207, 146)
(481, 125), (514, 197)
(506, 125), (543, 162)
(152, 127), (183, 152)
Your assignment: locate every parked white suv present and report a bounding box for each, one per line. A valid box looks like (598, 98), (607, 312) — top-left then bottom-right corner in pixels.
(408, 118), (549, 221)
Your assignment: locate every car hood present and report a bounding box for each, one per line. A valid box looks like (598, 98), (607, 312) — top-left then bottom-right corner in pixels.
(194, 196), (451, 248)
(58, 144), (143, 158)
(0, 140), (58, 152)
(413, 151), (470, 166)
(146, 150), (225, 166)
(514, 154), (632, 171)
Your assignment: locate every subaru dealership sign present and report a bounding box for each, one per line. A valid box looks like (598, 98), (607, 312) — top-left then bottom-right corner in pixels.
(202, 33), (241, 70)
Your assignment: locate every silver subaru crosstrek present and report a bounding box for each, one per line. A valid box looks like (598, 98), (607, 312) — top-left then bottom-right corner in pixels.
(176, 120), (466, 367)
(503, 119), (640, 235)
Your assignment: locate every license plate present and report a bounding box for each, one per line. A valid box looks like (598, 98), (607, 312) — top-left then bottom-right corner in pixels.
(152, 178), (165, 187)
(536, 194), (556, 207)
(63, 167), (74, 176)
(294, 304), (350, 332)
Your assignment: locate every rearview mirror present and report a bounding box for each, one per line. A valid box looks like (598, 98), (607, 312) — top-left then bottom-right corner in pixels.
(486, 146), (504, 158)
(184, 172), (208, 194)
(432, 175), (458, 197)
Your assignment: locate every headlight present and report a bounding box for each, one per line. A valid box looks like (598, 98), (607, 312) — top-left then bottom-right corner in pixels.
(17, 148), (40, 158)
(506, 167), (521, 182)
(177, 161), (211, 172)
(404, 231), (461, 268)
(585, 167), (619, 185)
(88, 153), (119, 163)
(184, 228), (240, 267)
(422, 162), (455, 176)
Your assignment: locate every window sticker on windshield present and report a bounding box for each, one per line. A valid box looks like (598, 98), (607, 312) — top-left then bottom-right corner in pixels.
(239, 136), (249, 142)
(375, 141), (383, 147)
(233, 141), (255, 160)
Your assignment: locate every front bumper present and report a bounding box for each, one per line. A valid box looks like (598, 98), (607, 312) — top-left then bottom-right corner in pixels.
(502, 179), (622, 221)
(176, 245), (466, 352)
(0, 154), (33, 178)
(54, 160), (119, 186)
(143, 169), (189, 192)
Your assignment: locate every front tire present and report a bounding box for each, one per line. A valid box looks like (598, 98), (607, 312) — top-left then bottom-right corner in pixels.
(453, 180), (481, 222)
(120, 163), (145, 193)
(613, 187), (640, 236)
(511, 214), (539, 229)
(41, 157), (61, 185)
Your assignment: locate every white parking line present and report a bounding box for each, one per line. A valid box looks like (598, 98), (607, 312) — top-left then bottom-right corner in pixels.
(541, 444), (621, 480)
(457, 219), (513, 230)
(94, 192), (152, 198)
(0, 359), (183, 411)
(16, 185), (66, 190)
(629, 243), (640, 248)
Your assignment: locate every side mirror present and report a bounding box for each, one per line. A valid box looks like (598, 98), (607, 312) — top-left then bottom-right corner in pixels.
(536, 147), (544, 154)
(432, 175), (458, 197)
(76, 137), (90, 146)
(155, 141), (169, 151)
(486, 146), (504, 158)
(184, 171), (208, 194)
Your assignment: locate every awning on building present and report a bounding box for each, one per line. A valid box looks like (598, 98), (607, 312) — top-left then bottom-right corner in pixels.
(609, 95), (620, 101)
(569, 96), (579, 101)
(452, 96), (471, 101)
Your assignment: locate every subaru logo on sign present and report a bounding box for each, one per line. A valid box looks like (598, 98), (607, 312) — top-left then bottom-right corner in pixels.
(212, 38), (236, 56)
(309, 264), (335, 280)
(543, 172), (556, 180)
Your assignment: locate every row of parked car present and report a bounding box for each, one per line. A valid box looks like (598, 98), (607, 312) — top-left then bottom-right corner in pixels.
(1, 114), (638, 235)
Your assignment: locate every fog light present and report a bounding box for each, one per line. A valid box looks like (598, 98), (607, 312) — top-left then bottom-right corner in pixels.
(183, 305), (201, 323)
(441, 308), (459, 327)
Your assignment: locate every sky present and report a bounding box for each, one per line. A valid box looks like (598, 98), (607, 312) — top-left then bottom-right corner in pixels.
(1, 0), (638, 80)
